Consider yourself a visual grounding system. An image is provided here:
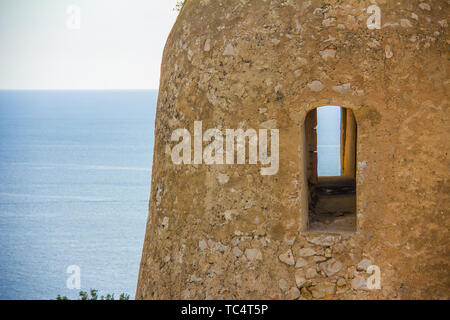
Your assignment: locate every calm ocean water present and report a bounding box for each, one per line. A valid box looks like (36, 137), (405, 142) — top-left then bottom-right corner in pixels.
(0, 91), (339, 299)
(0, 90), (157, 299)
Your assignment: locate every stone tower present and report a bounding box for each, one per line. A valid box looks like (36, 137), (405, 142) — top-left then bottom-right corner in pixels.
(137, 0), (449, 299)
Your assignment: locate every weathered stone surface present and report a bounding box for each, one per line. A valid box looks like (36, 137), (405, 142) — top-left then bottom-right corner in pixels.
(385, 45), (394, 59)
(161, 217), (169, 229)
(419, 3), (431, 11)
(307, 235), (340, 247)
(232, 246), (243, 258)
(320, 49), (336, 60)
(199, 240), (207, 251)
(306, 268), (318, 279)
(245, 248), (262, 262)
(319, 258), (343, 277)
(307, 80), (324, 92)
(332, 83), (351, 95)
(223, 43), (235, 56)
(286, 287), (301, 300)
(351, 276), (367, 290)
(400, 19), (412, 28)
(311, 282), (336, 299)
(203, 38), (211, 52)
(137, 0), (450, 300)
(259, 119), (277, 129)
(322, 17), (336, 27)
(357, 259), (372, 272)
(314, 256), (327, 262)
(295, 270), (307, 288)
(298, 248), (316, 257)
(337, 278), (347, 287)
(222, 209), (238, 222)
(278, 279), (288, 293)
(189, 275), (203, 283)
(300, 287), (312, 300)
(295, 257), (308, 268)
(279, 249), (295, 266)
(215, 242), (227, 253)
(217, 173), (229, 184)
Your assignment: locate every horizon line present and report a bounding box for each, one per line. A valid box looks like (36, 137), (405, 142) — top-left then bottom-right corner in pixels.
(0, 88), (159, 91)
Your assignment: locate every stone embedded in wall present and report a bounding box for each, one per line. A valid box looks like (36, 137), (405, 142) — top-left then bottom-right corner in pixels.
(438, 19), (448, 28)
(320, 48), (337, 60)
(232, 246), (243, 258)
(385, 45), (394, 58)
(244, 248), (262, 262)
(314, 256), (327, 262)
(199, 240), (207, 251)
(279, 249), (295, 265)
(337, 278), (347, 287)
(332, 83), (351, 95)
(161, 217), (169, 230)
(311, 282), (336, 299)
(295, 257), (308, 268)
(419, 3), (431, 11)
(189, 275), (203, 283)
(306, 268), (318, 279)
(307, 80), (324, 92)
(223, 43), (235, 56)
(357, 258), (372, 272)
(400, 19), (413, 28)
(295, 270), (307, 288)
(346, 266), (357, 280)
(351, 276), (367, 290)
(319, 258), (343, 277)
(215, 242), (227, 253)
(222, 209), (238, 222)
(284, 236), (296, 246)
(286, 287), (301, 300)
(203, 38), (211, 52)
(322, 18), (337, 27)
(217, 172), (229, 184)
(298, 248), (316, 257)
(259, 119), (277, 129)
(306, 235), (341, 247)
(300, 287), (312, 300)
(279, 279), (288, 293)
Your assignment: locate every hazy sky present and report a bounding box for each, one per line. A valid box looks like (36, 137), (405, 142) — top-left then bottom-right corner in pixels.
(0, 0), (179, 90)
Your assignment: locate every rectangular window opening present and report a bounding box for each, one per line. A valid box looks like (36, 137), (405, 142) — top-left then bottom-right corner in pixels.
(305, 106), (357, 233)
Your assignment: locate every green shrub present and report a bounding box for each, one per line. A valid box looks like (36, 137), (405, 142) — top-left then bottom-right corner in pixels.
(56, 289), (130, 300)
(174, 0), (186, 11)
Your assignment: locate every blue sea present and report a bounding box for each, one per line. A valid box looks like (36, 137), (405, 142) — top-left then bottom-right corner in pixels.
(0, 91), (339, 300)
(0, 90), (157, 299)
(317, 106), (341, 176)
